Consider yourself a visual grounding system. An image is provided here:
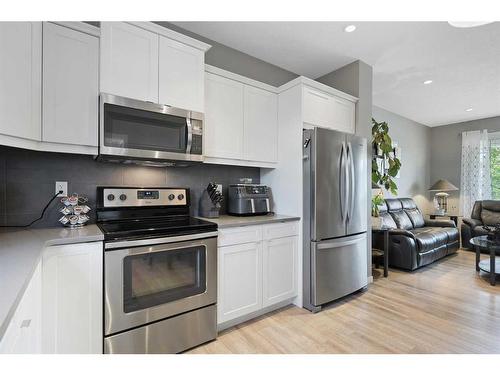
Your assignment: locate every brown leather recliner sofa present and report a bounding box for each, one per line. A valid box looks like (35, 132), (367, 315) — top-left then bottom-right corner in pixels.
(461, 200), (500, 254)
(372, 198), (460, 271)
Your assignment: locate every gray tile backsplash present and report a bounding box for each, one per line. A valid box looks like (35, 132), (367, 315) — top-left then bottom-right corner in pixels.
(0, 146), (259, 228)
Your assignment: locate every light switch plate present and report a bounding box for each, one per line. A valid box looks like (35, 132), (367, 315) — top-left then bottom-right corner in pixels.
(55, 181), (68, 197)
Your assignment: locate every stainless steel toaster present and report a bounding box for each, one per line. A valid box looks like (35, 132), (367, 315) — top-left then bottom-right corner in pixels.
(227, 184), (273, 216)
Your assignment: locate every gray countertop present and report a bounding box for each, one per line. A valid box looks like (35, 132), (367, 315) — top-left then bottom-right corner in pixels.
(199, 214), (300, 229)
(0, 225), (103, 341)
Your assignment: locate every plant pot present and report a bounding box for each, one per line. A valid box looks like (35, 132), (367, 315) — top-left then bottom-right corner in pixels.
(371, 216), (382, 229)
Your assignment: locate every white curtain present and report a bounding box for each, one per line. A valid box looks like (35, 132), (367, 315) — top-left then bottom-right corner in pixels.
(460, 130), (491, 217)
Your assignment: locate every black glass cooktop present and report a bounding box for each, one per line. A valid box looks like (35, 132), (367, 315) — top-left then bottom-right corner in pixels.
(98, 216), (217, 242)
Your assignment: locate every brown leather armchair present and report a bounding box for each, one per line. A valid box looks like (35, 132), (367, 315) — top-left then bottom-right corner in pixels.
(461, 200), (500, 253)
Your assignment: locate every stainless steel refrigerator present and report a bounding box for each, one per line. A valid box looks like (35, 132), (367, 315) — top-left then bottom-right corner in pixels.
(303, 127), (368, 312)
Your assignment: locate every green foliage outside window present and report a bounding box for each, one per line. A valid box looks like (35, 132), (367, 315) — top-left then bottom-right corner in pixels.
(491, 144), (500, 200)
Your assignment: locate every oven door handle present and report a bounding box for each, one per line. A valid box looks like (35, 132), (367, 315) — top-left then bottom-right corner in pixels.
(186, 116), (193, 154)
(104, 231), (219, 250)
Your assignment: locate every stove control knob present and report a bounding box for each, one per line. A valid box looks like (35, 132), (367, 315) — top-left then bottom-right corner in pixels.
(177, 194), (185, 201)
(107, 194), (115, 201)
(168, 194), (175, 201)
(119, 194), (127, 201)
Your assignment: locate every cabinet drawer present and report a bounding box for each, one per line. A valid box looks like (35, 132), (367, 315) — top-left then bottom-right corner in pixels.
(218, 225), (263, 247)
(263, 221), (298, 240)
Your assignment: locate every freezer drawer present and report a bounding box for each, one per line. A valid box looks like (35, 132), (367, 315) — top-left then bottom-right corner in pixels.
(311, 233), (367, 306)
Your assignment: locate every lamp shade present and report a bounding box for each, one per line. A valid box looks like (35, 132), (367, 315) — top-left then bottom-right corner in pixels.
(429, 179), (459, 191)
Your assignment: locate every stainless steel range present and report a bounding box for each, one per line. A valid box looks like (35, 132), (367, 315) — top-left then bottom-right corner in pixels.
(96, 187), (218, 354)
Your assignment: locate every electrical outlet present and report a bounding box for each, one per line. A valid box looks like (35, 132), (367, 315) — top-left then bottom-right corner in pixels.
(55, 181), (68, 197)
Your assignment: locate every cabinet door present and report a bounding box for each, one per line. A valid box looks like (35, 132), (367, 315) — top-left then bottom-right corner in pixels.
(42, 242), (103, 354)
(42, 23), (99, 147)
(0, 262), (42, 354)
(218, 242), (262, 324)
(262, 236), (297, 307)
(0, 22), (41, 141)
(100, 22), (158, 102)
(332, 97), (356, 134)
(159, 36), (204, 112)
(204, 73), (244, 159)
(243, 85), (278, 163)
(303, 87), (356, 133)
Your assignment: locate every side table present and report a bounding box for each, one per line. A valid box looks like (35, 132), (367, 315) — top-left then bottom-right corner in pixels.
(429, 213), (460, 226)
(470, 235), (500, 286)
(372, 227), (389, 277)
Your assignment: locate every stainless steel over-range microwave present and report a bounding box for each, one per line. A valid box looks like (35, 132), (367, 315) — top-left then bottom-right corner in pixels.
(98, 93), (204, 164)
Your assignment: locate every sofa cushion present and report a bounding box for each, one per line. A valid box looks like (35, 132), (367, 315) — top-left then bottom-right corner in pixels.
(411, 227), (449, 253)
(390, 210), (414, 230)
(386, 199), (403, 211)
(400, 198), (417, 210)
(439, 227), (460, 243)
(379, 212), (397, 229)
(405, 208), (425, 228)
(480, 209), (500, 226)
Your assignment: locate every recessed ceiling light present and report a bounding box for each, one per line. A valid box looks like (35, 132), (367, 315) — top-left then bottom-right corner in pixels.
(465, 108), (473, 112)
(344, 25), (356, 33)
(423, 80), (433, 85)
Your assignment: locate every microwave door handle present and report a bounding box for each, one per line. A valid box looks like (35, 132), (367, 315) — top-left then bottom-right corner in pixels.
(186, 116), (193, 153)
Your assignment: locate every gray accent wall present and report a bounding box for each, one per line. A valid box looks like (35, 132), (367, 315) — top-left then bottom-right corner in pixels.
(155, 22), (299, 87)
(317, 60), (374, 278)
(430, 116), (500, 216)
(372, 106), (432, 212)
(0, 146), (259, 228)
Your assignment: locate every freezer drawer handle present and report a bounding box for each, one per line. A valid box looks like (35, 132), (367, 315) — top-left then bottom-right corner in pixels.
(316, 238), (362, 249)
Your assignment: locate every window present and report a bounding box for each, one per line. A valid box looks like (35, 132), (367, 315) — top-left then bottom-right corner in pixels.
(490, 132), (500, 200)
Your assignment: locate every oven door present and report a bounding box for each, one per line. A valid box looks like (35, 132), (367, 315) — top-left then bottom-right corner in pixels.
(99, 93), (203, 162)
(104, 234), (217, 336)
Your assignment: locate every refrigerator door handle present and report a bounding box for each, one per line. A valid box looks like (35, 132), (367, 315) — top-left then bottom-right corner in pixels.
(347, 142), (355, 221)
(339, 142), (347, 222)
(344, 142), (350, 222)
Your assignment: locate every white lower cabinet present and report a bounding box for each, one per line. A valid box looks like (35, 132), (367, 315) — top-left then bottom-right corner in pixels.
(42, 242), (103, 354)
(262, 236), (297, 307)
(0, 262), (42, 354)
(218, 241), (262, 323)
(217, 221), (298, 328)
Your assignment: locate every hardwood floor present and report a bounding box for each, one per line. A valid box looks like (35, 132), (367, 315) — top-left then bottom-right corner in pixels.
(189, 250), (500, 354)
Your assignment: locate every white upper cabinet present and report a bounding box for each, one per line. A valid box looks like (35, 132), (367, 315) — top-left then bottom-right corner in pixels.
(101, 22), (210, 108)
(42, 23), (99, 147)
(0, 22), (41, 141)
(204, 72), (244, 159)
(159, 36), (205, 112)
(204, 66), (279, 167)
(243, 85), (278, 163)
(100, 22), (159, 102)
(302, 86), (356, 134)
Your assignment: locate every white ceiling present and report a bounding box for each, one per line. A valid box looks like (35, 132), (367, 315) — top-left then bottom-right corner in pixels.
(173, 21), (500, 127)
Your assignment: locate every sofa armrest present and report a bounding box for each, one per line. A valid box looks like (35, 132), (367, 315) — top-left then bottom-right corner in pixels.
(424, 219), (456, 228)
(389, 229), (416, 240)
(462, 218), (482, 228)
